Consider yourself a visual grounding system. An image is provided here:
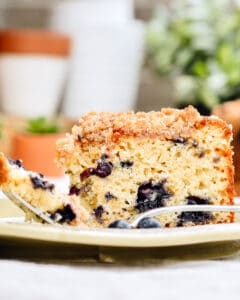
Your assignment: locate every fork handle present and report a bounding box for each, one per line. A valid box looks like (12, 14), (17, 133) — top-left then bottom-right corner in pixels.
(131, 205), (240, 227)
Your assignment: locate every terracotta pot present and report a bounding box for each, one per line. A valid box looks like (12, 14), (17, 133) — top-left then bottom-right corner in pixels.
(212, 100), (240, 194)
(0, 29), (71, 118)
(11, 132), (65, 177)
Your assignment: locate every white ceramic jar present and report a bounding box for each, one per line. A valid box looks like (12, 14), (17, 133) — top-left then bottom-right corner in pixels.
(60, 22), (145, 118)
(0, 30), (71, 117)
(48, 0), (145, 118)
(49, 0), (134, 29)
(49, 0), (145, 118)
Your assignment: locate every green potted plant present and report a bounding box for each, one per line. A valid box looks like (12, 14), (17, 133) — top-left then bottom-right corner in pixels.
(145, 0), (240, 114)
(11, 117), (65, 177)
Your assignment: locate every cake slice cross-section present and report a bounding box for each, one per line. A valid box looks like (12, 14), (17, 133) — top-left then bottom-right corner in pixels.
(56, 106), (234, 227)
(0, 153), (89, 226)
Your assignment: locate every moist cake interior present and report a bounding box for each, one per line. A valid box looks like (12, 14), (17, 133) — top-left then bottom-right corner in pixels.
(56, 106), (234, 227)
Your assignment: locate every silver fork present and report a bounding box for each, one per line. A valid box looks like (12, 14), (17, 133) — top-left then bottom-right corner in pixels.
(3, 191), (56, 225)
(3, 191), (240, 227)
(130, 203), (240, 227)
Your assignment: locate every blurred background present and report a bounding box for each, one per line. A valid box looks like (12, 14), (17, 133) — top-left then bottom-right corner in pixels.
(0, 0), (239, 192)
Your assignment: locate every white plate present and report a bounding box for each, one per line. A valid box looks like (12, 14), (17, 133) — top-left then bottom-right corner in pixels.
(1, 221), (240, 248)
(0, 197), (240, 248)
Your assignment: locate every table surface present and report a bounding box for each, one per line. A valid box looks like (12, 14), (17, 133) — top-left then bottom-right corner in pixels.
(1, 178), (240, 300)
(1, 256), (240, 300)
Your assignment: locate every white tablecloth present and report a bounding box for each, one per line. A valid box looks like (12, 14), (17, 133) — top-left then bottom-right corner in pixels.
(0, 257), (240, 300)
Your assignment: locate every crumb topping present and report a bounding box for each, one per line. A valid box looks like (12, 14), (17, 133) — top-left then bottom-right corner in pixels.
(72, 106), (202, 144)
(56, 107), (231, 154)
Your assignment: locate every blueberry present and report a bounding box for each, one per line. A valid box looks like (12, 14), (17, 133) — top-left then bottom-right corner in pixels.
(172, 137), (187, 144)
(105, 192), (116, 200)
(80, 168), (96, 181)
(8, 158), (24, 169)
(80, 154), (113, 181)
(30, 175), (55, 192)
(93, 205), (105, 222)
(120, 161), (134, 168)
(95, 161), (113, 178)
(51, 204), (76, 223)
(137, 217), (161, 229)
(108, 220), (131, 229)
(69, 185), (81, 196)
(135, 180), (172, 213)
(100, 154), (109, 161)
(192, 140), (198, 148)
(186, 196), (210, 205)
(177, 211), (213, 226)
(177, 196), (213, 226)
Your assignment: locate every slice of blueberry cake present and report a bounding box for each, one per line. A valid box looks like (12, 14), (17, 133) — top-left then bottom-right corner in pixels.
(0, 152), (89, 226)
(56, 106), (234, 227)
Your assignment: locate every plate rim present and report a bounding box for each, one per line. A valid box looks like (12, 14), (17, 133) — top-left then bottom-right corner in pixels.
(0, 196), (240, 248)
(1, 222), (240, 247)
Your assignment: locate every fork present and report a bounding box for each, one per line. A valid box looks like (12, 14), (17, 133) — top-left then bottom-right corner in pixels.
(3, 191), (56, 225)
(3, 191), (240, 227)
(130, 203), (240, 227)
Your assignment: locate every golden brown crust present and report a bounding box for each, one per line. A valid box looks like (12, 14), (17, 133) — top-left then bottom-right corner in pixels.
(59, 106), (231, 145)
(195, 117), (232, 141)
(0, 152), (10, 184)
(71, 106), (201, 145)
(195, 117), (234, 206)
(56, 106), (233, 161)
(212, 100), (240, 195)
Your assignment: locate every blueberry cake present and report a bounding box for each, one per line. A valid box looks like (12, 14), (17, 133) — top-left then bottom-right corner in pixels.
(56, 106), (234, 227)
(0, 153), (89, 226)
